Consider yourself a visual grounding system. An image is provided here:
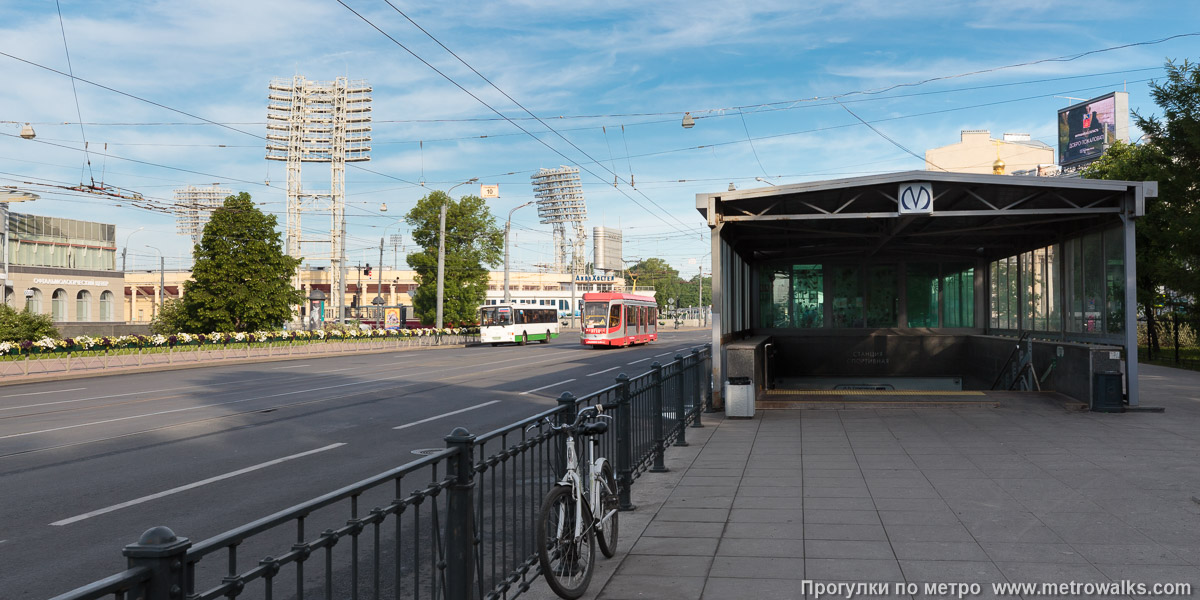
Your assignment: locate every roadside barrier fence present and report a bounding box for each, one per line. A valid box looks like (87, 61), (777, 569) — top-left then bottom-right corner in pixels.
(48, 344), (713, 600)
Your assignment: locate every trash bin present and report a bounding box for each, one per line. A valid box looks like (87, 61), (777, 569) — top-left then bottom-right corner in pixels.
(725, 376), (755, 418)
(1092, 372), (1124, 413)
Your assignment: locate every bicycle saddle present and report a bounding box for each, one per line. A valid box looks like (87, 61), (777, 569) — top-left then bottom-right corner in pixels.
(578, 421), (608, 436)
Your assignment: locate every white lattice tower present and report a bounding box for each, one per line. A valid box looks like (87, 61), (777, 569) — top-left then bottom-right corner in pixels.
(174, 184), (230, 245)
(531, 166), (587, 275)
(266, 76), (371, 322)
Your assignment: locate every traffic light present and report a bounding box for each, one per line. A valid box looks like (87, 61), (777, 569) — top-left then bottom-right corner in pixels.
(364, 264), (372, 276)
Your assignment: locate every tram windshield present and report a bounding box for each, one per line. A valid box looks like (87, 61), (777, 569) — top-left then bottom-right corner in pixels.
(582, 302), (609, 328)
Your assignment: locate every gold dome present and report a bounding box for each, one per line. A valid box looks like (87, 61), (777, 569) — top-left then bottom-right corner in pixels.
(992, 157), (1006, 175)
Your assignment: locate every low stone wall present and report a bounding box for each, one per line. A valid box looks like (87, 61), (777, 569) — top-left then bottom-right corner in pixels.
(56, 323), (152, 338)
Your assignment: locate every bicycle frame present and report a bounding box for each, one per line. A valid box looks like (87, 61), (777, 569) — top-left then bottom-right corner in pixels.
(557, 426), (615, 542)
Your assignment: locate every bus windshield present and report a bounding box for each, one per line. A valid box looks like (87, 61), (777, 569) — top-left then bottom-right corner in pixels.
(480, 306), (513, 327)
(582, 302), (609, 328)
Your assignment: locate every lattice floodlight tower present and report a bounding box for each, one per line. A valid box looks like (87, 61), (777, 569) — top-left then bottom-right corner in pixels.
(266, 76), (371, 322)
(531, 166), (587, 274)
(174, 184), (231, 246)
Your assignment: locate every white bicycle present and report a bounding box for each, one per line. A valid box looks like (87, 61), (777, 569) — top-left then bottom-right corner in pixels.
(531, 404), (620, 599)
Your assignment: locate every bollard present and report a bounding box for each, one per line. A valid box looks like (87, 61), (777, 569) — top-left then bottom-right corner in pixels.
(614, 374), (636, 511)
(123, 526), (192, 600)
(443, 427), (477, 600)
(690, 348), (704, 428)
(673, 354), (688, 447)
(649, 362), (669, 473)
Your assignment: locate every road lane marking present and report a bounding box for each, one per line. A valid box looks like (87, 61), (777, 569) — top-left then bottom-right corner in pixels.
(3, 351), (584, 444)
(627, 357), (654, 365)
(587, 366), (620, 377)
(1, 387), (86, 398)
(316, 367), (356, 373)
(393, 401), (501, 430)
(521, 379), (577, 396)
(50, 443), (347, 526)
(0, 376), (413, 441)
(655, 352), (673, 357)
(272, 364), (310, 369)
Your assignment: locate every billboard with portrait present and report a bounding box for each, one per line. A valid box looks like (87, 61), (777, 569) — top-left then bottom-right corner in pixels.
(1057, 92), (1129, 166)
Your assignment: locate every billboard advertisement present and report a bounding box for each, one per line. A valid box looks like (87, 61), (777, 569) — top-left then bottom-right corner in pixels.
(1057, 92), (1129, 166)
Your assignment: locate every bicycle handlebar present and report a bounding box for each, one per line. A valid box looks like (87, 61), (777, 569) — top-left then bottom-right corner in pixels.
(526, 403), (613, 434)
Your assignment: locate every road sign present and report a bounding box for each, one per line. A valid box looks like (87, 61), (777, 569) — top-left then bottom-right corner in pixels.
(480, 184), (500, 198)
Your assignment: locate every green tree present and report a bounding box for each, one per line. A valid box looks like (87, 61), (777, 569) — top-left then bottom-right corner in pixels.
(1083, 59), (1200, 352)
(148, 298), (189, 335)
(1082, 141), (1172, 354)
(1133, 59), (1200, 313)
(0, 304), (59, 342)
(404, 190), (503, 325)
(179, 192), (303, 332)
(624, 258), (684, 310)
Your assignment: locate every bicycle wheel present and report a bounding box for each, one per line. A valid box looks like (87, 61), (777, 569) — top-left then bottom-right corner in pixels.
(596, 463), (620, 558)
(536, 485), (595, 599)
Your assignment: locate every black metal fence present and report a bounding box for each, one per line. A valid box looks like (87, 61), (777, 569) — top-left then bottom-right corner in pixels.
(49, 345), (713, 600)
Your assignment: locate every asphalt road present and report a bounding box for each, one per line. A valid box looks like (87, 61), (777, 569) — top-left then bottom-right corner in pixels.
(0, 330), (711, 599)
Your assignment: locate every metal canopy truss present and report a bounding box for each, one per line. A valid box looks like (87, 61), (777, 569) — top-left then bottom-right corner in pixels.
(698, 171), (1143, 264)
(266, 76), (372, 321)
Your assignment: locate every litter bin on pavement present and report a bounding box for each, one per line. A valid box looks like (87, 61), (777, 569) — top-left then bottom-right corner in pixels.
(1092, 372), (1124, 413)
(725, 376), (755, 418)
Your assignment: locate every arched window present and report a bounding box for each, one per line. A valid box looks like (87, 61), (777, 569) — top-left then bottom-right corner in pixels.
(76, 290), (92, 321)
(52, 289), (68, 321)
(100, 291), (114, 321)
(25, 288), (42, 314)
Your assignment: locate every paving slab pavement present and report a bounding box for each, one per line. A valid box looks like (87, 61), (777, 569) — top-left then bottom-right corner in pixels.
(577, 364), (1200, 600)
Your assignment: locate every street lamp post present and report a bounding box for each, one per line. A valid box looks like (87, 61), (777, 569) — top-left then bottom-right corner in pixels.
(436, 177), (478, 329)
(504, 201), (534, 304)
(145, 244), (164, 318)
(121, 227), (144, 272)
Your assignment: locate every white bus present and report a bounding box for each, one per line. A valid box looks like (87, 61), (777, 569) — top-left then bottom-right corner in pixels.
(479, 304), (561, 346)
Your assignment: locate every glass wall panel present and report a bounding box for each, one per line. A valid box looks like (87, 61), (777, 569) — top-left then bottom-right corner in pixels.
(943, 265), (975, 327)
(792, 264), (823, 328)
(1046, 245), (1061, 332)
(1065, 238), (1084, 332)
(1083, 232), (1103, 333)
(865, 266), (897, 327)
(1006, 256), (1019, 330)
(831, 266), (862, 328)
(1030, 249), (1049, 330)
(756, 264), (822, 328)
(1104, 227), (1125, 333)
(989, 260), (1000, 329)
(1023, 251), (1035, 329)
(759, 266), (790, 328)
(908, 264), (939, 327)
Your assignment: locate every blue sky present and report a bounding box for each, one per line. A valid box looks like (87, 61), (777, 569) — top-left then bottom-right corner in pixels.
(2, 1), (1197, 276)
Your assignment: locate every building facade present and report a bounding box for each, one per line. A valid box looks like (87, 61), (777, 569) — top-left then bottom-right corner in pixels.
(122, 268), (653, 324)
(3, 210), (125, 323)
(925, 130), (1055, 175)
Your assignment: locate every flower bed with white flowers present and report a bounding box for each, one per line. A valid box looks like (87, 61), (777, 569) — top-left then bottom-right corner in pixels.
(0, 327), (479, 360)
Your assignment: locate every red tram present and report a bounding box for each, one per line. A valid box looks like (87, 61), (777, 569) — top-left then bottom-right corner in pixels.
(580, 292), (658, 347)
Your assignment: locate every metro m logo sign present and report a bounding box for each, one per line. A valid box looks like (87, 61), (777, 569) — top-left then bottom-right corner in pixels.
(898, 182), (933, 214)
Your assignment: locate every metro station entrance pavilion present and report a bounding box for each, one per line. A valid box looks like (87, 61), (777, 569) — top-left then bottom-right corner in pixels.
(698, 171), (1154, 408)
